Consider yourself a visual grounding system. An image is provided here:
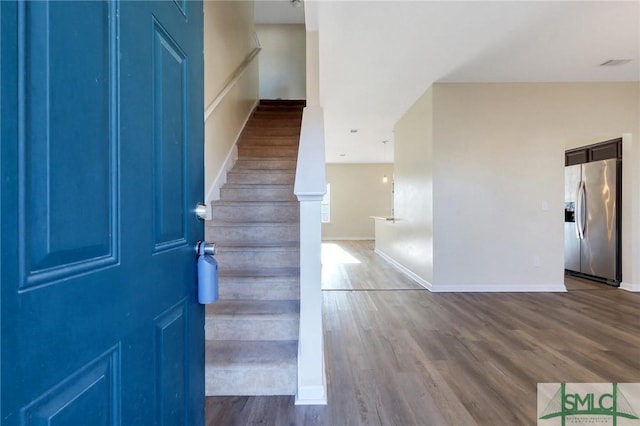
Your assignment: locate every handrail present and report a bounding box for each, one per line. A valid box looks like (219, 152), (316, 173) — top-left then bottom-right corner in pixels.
(294, 107), (326, 199)
(204, 47), (261, 121)
(370, 216), (395, 223)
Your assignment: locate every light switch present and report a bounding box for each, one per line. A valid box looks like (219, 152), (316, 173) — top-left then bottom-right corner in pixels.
(541, 200), (549, 211)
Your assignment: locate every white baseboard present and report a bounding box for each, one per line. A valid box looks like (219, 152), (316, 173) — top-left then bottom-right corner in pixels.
(374, 248), (567, 293)
(374, 248), (433, 291)
(204, 99), (258, 220)
(430, 283), (567, 292)
(620, 282), (640, 292)
(204, 145), (237, 219)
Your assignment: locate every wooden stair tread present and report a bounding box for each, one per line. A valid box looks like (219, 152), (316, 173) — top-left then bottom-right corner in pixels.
(218, 267), (300, 278)
(214, 242), (299, 251)
(206, 300), (299, 317)
(221, 183), (294, 189)
(208, 221), (298, 227)
(205, 340), (297, 367)
(228, 169), (295, 175)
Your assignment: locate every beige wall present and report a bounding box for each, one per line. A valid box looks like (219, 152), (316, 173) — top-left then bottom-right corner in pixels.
(256, 24), (306, 100)
(204, 1), (259, 199)
(380, 82), (640, 290)
(377, 89), (434, 283)
(322, 164), (394, 240)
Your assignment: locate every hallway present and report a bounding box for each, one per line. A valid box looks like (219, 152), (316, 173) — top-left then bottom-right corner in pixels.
(206, 241), (640, 425)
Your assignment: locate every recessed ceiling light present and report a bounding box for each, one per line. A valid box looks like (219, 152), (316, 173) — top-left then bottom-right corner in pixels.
(600, 59), (632, 66)
(349, 129), (358, 134)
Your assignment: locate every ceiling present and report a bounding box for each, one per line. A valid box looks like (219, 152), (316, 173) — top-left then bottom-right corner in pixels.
(259, 1), (640, 163)
(255, 0), (305, 24)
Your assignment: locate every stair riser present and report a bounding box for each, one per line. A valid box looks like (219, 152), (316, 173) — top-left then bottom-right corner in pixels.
(205, 317), (299, 341)
(238, 147), (298, 158)
(209, 204), (299, 223)
(252, 113), (303, 120)
(243, 128), (300, 137)
(206, 225), (299, 244)
(220, 187), (296, 202)
(241, 137), (299, 146)
(205, 367), (296, 396)
(234, 159), (297, 170)
(260, 100), (305, 106)
(247, 119), (301, 127)
(227, 172), (295, 185)
(215, 250), (300, 270)
(218, 280), (299, 301)
(256, 105), (304, 113)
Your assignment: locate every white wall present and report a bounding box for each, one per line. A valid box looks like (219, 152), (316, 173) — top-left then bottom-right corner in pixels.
(256, 24), (306, 100)
(306, 31), (319, 106)
(379, 82), (640, 291)
(204, 1), (259, 205)
(322, 164), (394, 240)
(621, 133), (640, 290)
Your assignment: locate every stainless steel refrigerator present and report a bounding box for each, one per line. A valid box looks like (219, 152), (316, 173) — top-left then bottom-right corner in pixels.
(564, 158), (620, 284)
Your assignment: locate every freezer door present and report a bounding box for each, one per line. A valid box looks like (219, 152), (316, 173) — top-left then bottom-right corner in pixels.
(564, 222), (581, 272)
(581, 159), (618, 281)
(564, 165), (581, 272)
(564, 164), (581, 205)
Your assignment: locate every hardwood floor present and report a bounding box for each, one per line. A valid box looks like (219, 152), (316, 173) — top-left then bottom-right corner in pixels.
(321, 240), (423, 291)
(206, 241), (640, 425)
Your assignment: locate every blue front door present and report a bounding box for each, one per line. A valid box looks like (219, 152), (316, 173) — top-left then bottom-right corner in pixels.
(1, 1), (204, 424)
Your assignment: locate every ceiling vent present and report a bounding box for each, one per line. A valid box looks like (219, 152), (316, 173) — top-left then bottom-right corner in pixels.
(600, 59), (632, 66)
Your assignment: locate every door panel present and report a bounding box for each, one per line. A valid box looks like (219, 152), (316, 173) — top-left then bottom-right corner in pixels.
(581, 159), (618, 281)
(155, 300), (188, 426)
(21, 347), (120, 426)
(564, 164), (581, 272)
(1, 1), (204, 425)
(152, 19), (188, 252)
(21, 0), (118, 288)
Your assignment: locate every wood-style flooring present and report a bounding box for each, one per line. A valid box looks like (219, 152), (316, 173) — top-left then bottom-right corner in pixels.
(321, 240), (423, 291)
(206, 241), (640, 426)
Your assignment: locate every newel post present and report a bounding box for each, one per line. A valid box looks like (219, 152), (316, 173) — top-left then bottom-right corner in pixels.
(294, 106), (327, 404)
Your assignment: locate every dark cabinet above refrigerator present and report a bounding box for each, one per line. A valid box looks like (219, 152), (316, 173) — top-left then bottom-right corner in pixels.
(565, 138), (621, 166)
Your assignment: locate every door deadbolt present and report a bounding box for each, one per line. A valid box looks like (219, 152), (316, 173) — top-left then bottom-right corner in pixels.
(195, 202), (207, 220)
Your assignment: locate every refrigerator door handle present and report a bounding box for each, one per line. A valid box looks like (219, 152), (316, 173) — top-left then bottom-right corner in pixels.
(577, 180), (587, 239)
(575, 181), (582, 239)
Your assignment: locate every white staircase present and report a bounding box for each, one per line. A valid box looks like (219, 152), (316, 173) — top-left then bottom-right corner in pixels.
(205, 100), (305, 396)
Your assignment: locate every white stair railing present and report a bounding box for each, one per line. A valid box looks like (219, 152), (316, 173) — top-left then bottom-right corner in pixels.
(293, 106), (327, 405)
(204, 47), (261, 122)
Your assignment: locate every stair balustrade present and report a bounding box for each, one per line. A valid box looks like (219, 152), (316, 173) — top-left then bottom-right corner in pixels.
(293, 106), (328, 405)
